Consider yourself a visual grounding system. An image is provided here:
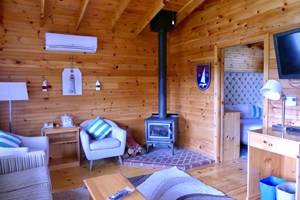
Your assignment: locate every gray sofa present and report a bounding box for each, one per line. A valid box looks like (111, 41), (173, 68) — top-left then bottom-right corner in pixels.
(0, 150), (53, 200)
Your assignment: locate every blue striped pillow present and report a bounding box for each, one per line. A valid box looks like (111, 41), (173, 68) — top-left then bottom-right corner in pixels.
(251, 105), (263, 119)
(86, 117), (112, 139)
(0, 130), (22, 148)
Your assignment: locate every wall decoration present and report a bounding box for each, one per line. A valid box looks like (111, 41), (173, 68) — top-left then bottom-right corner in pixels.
(196, 63), (211, 91)
(62, 68), (82, 95)
(42, 80), (48, 92)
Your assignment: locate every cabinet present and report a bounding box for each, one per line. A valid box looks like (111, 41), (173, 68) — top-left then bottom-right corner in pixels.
(247, 129), (300, 200)
(222, 111), (240, 161)
(43, 127), (80, 170)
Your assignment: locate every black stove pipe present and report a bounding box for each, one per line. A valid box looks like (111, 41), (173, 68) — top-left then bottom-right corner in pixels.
(158, 28), (167, 119)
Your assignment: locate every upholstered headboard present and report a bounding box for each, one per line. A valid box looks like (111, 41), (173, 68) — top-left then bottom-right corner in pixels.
(224, 72), (263, 105)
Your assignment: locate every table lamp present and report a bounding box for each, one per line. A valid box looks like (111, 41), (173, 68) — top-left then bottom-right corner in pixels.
(260, 80), (286, 131)
(0, 82), (29, 132)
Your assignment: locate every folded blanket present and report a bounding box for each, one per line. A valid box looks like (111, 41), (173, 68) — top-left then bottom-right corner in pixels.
(137, 167), (233, 200)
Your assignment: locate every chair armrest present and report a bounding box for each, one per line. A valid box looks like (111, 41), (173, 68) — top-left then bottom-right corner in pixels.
(0, 151), (47, 175)
(20, 136), (49, 164)
(80, 129), (92, 153)
(111, 126), (127, 150)
(20, 136), (49, 151)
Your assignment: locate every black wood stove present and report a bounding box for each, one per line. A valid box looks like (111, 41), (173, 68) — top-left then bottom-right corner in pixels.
(145, 10), (179, 155)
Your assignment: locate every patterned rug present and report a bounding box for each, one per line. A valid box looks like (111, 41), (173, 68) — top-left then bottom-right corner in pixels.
(123, 147), (214, 170)
(52, 187), (88, 200)
(53, 168), (232, 200)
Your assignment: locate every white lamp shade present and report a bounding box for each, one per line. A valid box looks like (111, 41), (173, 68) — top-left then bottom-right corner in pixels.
(0, 82), (29, 101)
(260, 80), (282, 100)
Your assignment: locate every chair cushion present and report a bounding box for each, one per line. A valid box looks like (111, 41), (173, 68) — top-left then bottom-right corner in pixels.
(86, 116), (112, 140)
(90, 138), (121, 150)
(0, 130), (22, 148)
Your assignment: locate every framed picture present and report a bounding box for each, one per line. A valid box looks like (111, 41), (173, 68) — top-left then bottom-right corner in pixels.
(196, 63), (211, 91)
(62, 68), (82, 95)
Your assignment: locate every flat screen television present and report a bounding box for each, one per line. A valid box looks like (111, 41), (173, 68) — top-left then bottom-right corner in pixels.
(273, 28), (300, 79)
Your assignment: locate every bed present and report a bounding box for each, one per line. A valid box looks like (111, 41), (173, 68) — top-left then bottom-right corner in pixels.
(240, 118), (262, 145)
(225, 104), (263, 146)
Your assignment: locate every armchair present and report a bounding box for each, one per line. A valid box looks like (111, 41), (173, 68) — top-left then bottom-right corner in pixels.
(80, 118), (126, 170)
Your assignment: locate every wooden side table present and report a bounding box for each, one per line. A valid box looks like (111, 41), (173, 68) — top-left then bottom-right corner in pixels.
(84, 173), (146, 200)
(247, 128), (300, 200)
(43, 126), (80, 170)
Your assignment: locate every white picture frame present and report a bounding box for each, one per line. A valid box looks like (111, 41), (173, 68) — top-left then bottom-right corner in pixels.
(62, 68), (82, 95)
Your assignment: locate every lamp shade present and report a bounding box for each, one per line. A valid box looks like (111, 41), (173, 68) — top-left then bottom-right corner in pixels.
(260, 80), (282, 100)
(0, 82), (29, 101)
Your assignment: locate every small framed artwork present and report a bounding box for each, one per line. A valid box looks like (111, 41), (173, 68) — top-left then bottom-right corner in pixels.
(196, 63), (211, 91)
(62, 68), (82, 95)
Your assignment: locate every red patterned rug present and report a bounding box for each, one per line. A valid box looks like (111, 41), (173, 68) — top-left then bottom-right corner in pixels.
(123, 147), (214, 170)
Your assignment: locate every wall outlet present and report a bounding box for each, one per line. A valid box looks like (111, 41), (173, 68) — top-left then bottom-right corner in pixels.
(286, 96), (297, 107)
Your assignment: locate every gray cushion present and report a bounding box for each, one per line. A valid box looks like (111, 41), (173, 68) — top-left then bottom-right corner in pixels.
(90, 138), (121, 150)
(0, 166), (52, 200)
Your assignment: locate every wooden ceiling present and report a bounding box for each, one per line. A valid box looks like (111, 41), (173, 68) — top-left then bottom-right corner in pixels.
(39, 0), (206, 36)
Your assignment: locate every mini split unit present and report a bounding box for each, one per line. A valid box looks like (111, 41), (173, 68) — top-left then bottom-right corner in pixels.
(45, 33), (97, 53)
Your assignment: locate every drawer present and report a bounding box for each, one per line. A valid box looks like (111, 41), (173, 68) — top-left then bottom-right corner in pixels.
(249, 131), (300, 159)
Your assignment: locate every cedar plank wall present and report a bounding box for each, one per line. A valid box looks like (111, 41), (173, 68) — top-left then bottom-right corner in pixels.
(224, 45), (263, 72)
(0, 1), (158, 144)
(168, 0), (300, 158)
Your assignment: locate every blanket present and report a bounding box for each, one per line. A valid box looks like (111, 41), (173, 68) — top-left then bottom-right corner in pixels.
(136, 167), (233, 200)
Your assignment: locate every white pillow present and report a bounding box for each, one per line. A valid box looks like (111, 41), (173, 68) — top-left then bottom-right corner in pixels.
(0, 147), (29, 157)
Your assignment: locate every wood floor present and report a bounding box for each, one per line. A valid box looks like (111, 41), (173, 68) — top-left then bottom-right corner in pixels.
(50, 158), (247, 200)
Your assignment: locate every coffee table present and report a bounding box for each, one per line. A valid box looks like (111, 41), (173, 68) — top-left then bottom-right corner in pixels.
(84, 172), (146, 200)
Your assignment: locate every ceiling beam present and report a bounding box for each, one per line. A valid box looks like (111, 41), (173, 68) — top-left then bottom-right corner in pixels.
(176, 0), (205, 25)
(133, 0), (165, 36)
(40, 0), (45, 27)
(111, 0), (131, 30)
(76, 0), (90, 30)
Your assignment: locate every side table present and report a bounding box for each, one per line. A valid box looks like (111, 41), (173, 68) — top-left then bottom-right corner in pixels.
(43, 126), (80, 170)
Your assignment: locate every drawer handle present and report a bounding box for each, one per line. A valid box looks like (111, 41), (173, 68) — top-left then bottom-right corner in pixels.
(268, 143), (273, 147)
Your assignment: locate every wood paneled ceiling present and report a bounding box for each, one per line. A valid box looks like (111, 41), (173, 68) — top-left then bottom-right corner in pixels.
(38, 0), (206, 36)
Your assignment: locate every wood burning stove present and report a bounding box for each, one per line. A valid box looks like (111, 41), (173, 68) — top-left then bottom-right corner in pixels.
(145, 114), (179, 155)
(145, 10), (179, 155)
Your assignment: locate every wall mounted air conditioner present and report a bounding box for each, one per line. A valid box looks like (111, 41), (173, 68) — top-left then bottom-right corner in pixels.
(45, 33), (97, 53)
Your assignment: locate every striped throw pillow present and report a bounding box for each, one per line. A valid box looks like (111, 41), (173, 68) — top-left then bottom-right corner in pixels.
(251, 105), (262, 119)
(0, 130), (22, 148)
(86, 117), (112, 140)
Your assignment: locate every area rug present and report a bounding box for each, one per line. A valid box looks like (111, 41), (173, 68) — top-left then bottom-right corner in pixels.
(52, 187), (88, 200)
(137, 167), (233, 200)
(124, 147), (214, 170)
(53, 167), (232, 200)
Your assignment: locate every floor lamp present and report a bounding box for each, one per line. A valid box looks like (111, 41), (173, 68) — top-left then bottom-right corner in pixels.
(0, 82), (29, 132)
(260, 80), (286, 131)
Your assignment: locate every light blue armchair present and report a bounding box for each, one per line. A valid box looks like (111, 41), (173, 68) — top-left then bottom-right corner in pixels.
(80, 118), (126, 170)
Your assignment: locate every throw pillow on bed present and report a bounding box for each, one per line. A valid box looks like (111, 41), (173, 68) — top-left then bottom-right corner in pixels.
(86, 116), (112, 139)
(0, 130), (22, 148)
(250, 105), (263, 119)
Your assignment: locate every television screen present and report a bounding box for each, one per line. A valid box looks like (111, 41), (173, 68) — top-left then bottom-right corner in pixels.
(273, 28), (300, 79)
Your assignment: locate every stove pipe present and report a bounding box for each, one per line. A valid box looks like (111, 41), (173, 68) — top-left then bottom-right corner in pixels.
(158, 28), (167, 118)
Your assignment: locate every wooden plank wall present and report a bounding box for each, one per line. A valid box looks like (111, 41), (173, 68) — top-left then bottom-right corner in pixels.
(0, 1), (159, 144)
(168, 0), (300, 158)
(224, 44), (263, 72)
(2, 0), (300, 160)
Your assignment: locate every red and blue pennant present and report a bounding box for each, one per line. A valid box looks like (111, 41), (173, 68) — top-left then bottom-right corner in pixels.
(196, 63), (211, 91)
